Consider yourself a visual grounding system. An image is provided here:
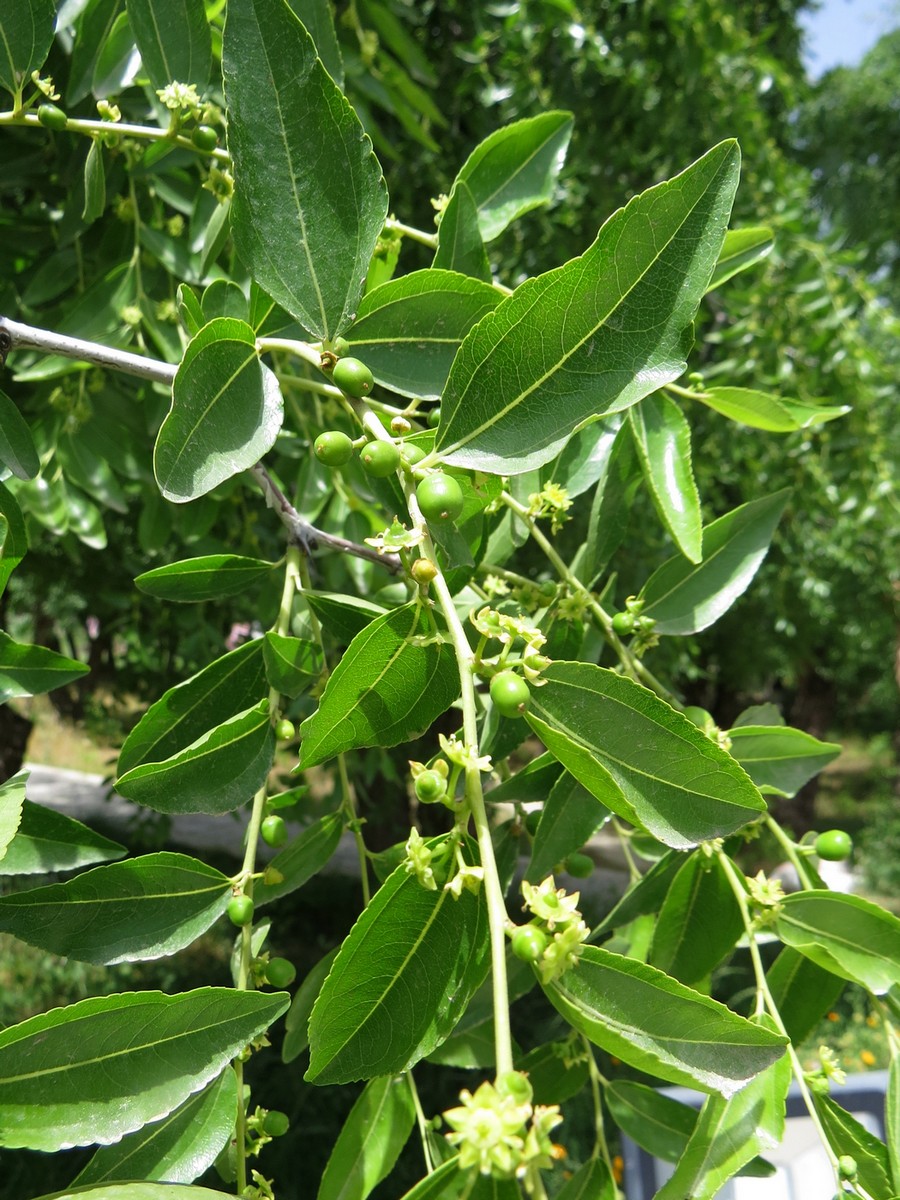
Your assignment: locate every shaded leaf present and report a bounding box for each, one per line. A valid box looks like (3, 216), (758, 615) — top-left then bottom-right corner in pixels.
(578, 422), (641, 584)
(526, 662), (765, 849)
(1, 798), (125, 876)
(526, 770), (609, 883)
(0, 0), (56, 98)
(126, 0), (211, 91)
(641, 489), (790, 635)
(606, 1079), (698, 1162)
(649, 853), (743, 984)
(286, 0), (343, 87)
(592, 850), (682, 937)
(135, 555), (277, 602)
(0, 988), (288, 1151)
(0, 389), (39, 479)
(317, 1075), (415, 1200)
(82, 138), (106, 223)
(812, 1092), (893, 1200)
(434, 142), (740, 474)
(303, 591), (388, 643)
(154, 318), (283, 503)
(0, 769), (26, 862)
(283, 946), (340, 1063)
(0, 630), (88, 703)
(0, 481), (28, 596)
(433, 181), (492, 281)
(555, 1158), (616, 1200)
(224, 0), (388, 339)
(263, 632), (321, 698)
(254, 813), (343, 905)
(766, 946), (844, 1046)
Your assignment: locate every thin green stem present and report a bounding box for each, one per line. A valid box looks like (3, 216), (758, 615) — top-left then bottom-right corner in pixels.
(610, 818), (642, 883)
(0, 108), (230, 162)
(764, 815), (818, 889)
(665, 381), (708, 403)
(339, 751), (371, 906)
(581, 1035), (620, 1191)
(406, 1071), (435, 1174)
(384, 216), (438, 248)
(257, 337), (323, 370)
(279, 374), (344, 402)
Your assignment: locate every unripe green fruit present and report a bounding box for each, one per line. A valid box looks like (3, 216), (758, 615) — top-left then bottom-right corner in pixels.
(565, 852), (594, 878)
(227, 895), (254, 927)
(838, 1156), (857, 1179)
(263, 1110), (291, 1137)
(611, 611), (635, 636)
(637, 615), (656, 633)
(37, 103), (68, 130)
(314, 430), (354, 467)
(191, 124), (218, 151)
(411, 558), (438, 585)
(332, 336), (350, 357)
(401, 443), (426, 468)
(427, 406), (441, 429)
(490, 670), (530, 718)
(524, 810), (541, 837)
(414, 769), (446, 803)
(265, 958), (297, 988)
(360, 440), (400, 477)
(274, 718), (295, 741)
(332, 356), (374, 397)
(511, 925), (549, 963)
(416, 473), (464, 524)
(814, 829), (853, 861)
(683, 706), (713, 730)
(261, 815), (289, 848)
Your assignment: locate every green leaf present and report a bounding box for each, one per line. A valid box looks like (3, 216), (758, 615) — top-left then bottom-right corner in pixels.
(125, 0), (211, 91)
(395, 1160), (464, 1200)
(775, 890), (900, 995)
(526, 662), (765, 849)
(434, 141), (740, 475)
(135, 554), (277, 602)
(286, 0), (344, 87)
(578, 423), (641, 584)
(727, 724), (842, 797)
(433, 181), (492, 282)
(117, 639), (267, 775)
(888, 1055), (900, 1192)
(483, 752), (563, 806)
(0, 852), (233, 964)
(544, 945), (787, 1097)
(0, 0), (55, 99)
(263, 632), (321, 698)
(653, 1018), (790, 1200)
(606, 1079), (698, 1162)
(517, 1041), (590, 1105)
(649, 854), (743, 984)
(0, 389), (39, 479)
(708, 226), (774, 290)
(526, 770), (609, 883)
(694, 385), (851, 432)
(812, 1092), (894, 1200)
(306, 840), (490, 1083)
(317, 1074), (416, 1200)
(543, 420), (620, 500)
(223, 0), (388, 339)
(555, 1158), (616, 1200)
(766, 946), (844, 1045)
(303, 591), (388, 644)
(641, 489), (791, 635)
(69, 0), (123, 104)
(1, 798), (125, 875)
(82, 138), (106, 223)
(0, 988), (288, 1151)
(453, 112), (573, 242)
(298, 602), (459, 769)
(0, 769), (26, 862)
(253, 812), (343, 905)
(628, 393), (702, 562)
(283, 946), (340, 1063)
(72, 1070), (236, 1184)
(116, 700), (275, 814)
(347, 270), (502, 401)
(0, 630), (89, 703)
(36, 1187), (242, 1200)
(154, 318), (283, 503)
(592, 850), (683, 936)
(0, 481), (28, 596)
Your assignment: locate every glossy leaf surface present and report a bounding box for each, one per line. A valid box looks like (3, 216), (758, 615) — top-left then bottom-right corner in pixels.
(1, 798), (125, 875)
(606, 1079), (698, 1162)
(545, 946), (787, 1097)
(708, 226), (774, 290)
(0, 988), (288, 1151)
(0, 852), (232, 963)
(649, 853), (743, 984)
(695, 385), (850, 431)
(298, 602), (459, 768)
(629, 393), (702, 561)
(154, 319), (283, 503)
(224, 0), (388, 338)
(727, 724), (841, 797)
(0, 769), (26, 862)
(433, 181), (491, 281)
(263, 632), (320, 698)
(555, 1157), (616, 1200)
(135, 555), (276, 602)
(526, 662), (765, 848)
(306, 844), (490, 1083)
(125, 0), (211, 91)
(0, 630), (89, 702)
(72, 1070), (236, 1184)
(812, 1093), (893, 1200)
(775, 890), (900, 994)
(0, 0), (55, 98)
(317, 1075), (416, 1200)
(434, 142), (740, 474)
(0, 389), (40, 479)
(641, 489), (790, 634)
(526, 770), (609, 883)
(766, 946), (844, 1045)
(0, 482), (28, 596)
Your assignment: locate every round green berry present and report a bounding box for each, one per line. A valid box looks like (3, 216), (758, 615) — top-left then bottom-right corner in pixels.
(565, 852), (594, 878)
(37, 103), (68, 130)
(274, 718), (295, 742)
(401, 443), (426, 468)
(838, 1156), (857, 1180)
(263, 1110), (291, 1137)
(265, 957), (297, 988)
(611, 611), (635, 637)
(331, 336), (351, 357)
(682, 706), (714, 730)
(227, 895), (254, 927)
(814, 829), (853, 862)
(332, 356), (374, 397)
(416, 473), (464, 524)
(191, 124), (218, 152)
(511, 925), (548, 963)
(427, 406), (442, 429)
(411, 558), (438, 585)
(415, 769), (447, 804)
(490, 670), (530, 719)
(261, 815), (289, 848)
(314, 430), (354, 467)
(360, 440), (401, 477)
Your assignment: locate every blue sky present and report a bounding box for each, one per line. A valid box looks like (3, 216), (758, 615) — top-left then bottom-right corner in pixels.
(800, 0), (898, 76)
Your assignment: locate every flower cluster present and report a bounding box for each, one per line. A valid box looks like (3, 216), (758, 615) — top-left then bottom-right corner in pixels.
(443, 1072), (562, 1190)
(520, 877), (590, 984)
(527, 483), (573, 534)
(747, 870), (785, 926)
(365, 517), (424, 555)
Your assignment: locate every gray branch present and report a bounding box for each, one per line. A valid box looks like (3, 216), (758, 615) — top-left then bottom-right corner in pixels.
(0, 314), (402, 574)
